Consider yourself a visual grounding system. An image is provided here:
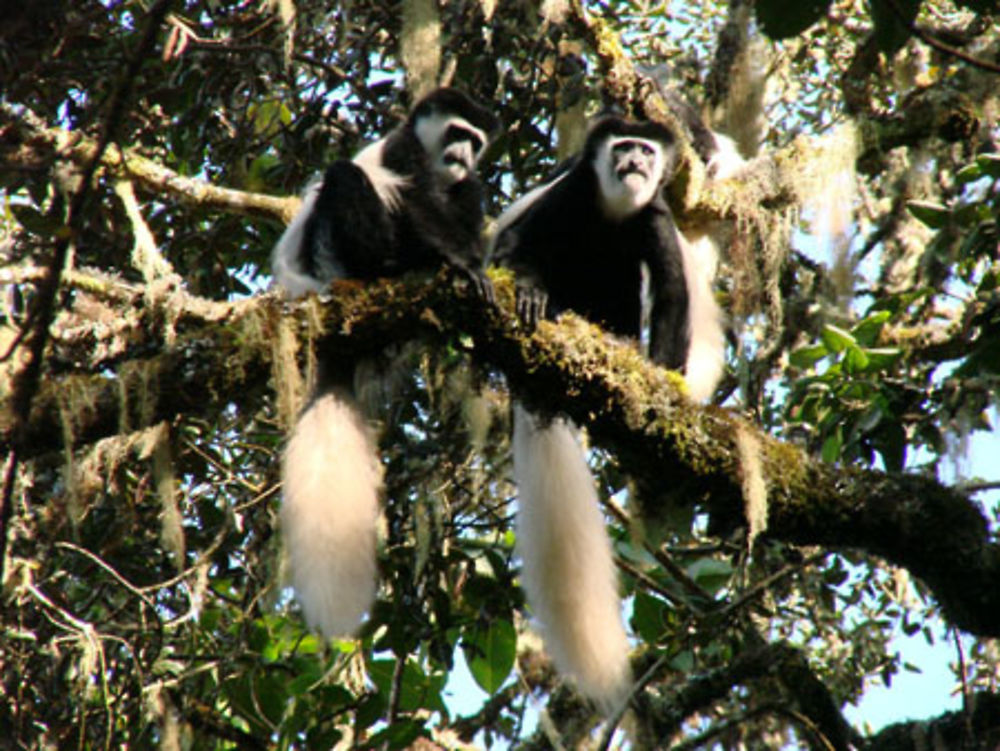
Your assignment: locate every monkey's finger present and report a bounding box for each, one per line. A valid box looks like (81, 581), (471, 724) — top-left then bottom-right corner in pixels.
(474, 271), (497, 305)
(526, 291), (546, 326)
(469, 268), (496, 305)
(516, 290), (534, 327)
(534, 292), (548, 323)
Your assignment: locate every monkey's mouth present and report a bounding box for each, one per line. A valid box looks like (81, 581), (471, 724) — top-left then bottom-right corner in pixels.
(617, 165), (651, 192)
(440, 141), (476, 181)
(444, 152), (473, 169)
(616, 163), (650, 181)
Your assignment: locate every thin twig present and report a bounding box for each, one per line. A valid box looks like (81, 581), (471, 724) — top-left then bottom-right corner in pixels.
(615, 557), (688, 609)
(384, 654), (407, 740)
(954, 626), (974, 741)
(54, 542), (160, 612)
(718, 552), (827, 620)
(603, 495), (710, 610)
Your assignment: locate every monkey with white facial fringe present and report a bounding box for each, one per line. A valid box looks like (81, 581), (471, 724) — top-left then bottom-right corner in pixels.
(272, 88), (498, 639)
(492, 114), (742, 712)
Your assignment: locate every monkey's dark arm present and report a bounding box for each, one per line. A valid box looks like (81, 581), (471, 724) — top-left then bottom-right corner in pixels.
(304, 161), (396, 281)
(491, 226), (551, 327)
(646, 203), (691, 369)
(437, 245), (497, 304)
(406, 184), (497, 303)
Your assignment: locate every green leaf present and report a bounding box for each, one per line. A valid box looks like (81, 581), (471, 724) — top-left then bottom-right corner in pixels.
(669, 650), (695, 672)
(462, 618), (516, 694)
(851, 310), (891, 347)
(306, 726), (344, 749)
(843, 345), (870, 375)
(954, 202), (989, 229)
(631, 591), (669, 643)
(368, 659), (447, 714)
(821, 428), (843, 463)
(368, 720), (426, 750)
(686, 558), (733, 595)
(755, 0), (832, 39)
(855, 404), (884, 435)
(870, 0), (920, 54)
(248, 99), (291, 137)
(790, 344), (829, 369)
(247, 153), (282, 191)
(11, 204), (66, 237)
(977, 153), (1000, 177)
(863, 347), (903, 372)
(223, 670), (288, 731)
(821, 324), (856, 353)
(955, 162), (983, 183)
(355, 692), (387, 731)
(906, 200), (949, 228)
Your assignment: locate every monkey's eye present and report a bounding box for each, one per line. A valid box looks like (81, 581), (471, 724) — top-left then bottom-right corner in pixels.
(444, 125), (484, 155)
(638, 143), (654, 157)
(612, 142), (636, 158)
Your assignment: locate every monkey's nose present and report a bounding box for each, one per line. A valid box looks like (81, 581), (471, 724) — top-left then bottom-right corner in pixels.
(617, 161), (647, 180)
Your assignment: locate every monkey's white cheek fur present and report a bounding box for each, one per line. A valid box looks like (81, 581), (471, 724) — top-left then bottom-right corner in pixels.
(281, 392), (382, 637)
(513, 406), (631, 712)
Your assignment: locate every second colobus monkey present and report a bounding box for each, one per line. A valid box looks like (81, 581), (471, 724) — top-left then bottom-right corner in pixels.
(494, 116), (728, 389)
(492, 115), (735, 710)
(273, 88), (498, 638)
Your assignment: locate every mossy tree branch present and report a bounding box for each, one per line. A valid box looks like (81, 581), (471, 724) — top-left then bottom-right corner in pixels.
(9, 271), (1000, 640)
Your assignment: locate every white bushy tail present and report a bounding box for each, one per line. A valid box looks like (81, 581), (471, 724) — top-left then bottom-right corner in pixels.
(512, 405), (631, 712)
(678, 233), (726, 402)
(281, 390), (382, 636)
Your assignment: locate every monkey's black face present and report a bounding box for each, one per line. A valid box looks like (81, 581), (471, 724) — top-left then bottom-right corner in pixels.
(612, 140), (658, 181)
(415, 112), (490, 185)
(593, 135), (667, 220)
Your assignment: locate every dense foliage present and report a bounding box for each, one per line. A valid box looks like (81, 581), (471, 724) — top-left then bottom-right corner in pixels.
(1, 1), (999, 749)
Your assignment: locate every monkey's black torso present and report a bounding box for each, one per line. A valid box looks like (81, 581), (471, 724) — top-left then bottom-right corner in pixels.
(494, 162), (691, 371)
(302, 125), (487, 284)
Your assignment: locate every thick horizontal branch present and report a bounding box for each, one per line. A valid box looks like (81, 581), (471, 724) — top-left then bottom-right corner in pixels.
(10, 271), (1000, 639)
(0, 105), (296, 224)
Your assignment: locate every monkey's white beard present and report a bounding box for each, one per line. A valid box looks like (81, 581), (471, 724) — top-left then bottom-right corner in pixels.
(678, 233), (726, 402)
(513, 405), (631, 712)
(281, 391), (382, 636)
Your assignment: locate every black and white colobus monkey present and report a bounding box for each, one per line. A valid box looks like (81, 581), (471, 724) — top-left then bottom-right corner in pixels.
(274, 87), (499, 299)
(272, 88), (498, 638)
(491, 115), (739, 710)
(494, 115), (731, 388)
